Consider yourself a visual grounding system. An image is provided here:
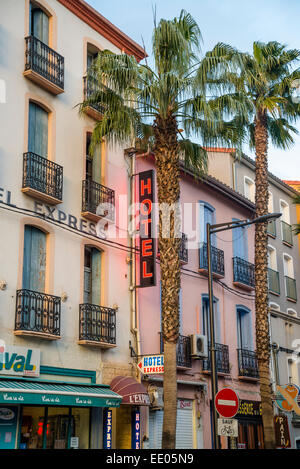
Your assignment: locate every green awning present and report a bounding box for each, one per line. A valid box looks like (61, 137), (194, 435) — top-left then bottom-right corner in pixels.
(0, 378), (122, 408)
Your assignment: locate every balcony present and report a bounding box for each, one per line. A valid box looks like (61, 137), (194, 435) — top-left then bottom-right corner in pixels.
(202, 343), (230, 374)
(199, 243), (225, 278)
(78, 304), (116, 348)
(82, 179), (115, 222)
(24, 36), (64, 95)
(160, 333), (192, 369)
(267, 219), (276, 238)
(268, 268), (280, 296)
(282, 221), (293, 246)
(233, 257), (255, 291)
(237, 349), (259, 379)
(14, 289), (61, 339)
(285, 276), (297, 302)
(158, 233), (188, 264)
(22, 152), (63, 204)
(83, 74), (104, 120)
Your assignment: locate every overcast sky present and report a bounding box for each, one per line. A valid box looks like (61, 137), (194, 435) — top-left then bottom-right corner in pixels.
(87, 0), (300, 180)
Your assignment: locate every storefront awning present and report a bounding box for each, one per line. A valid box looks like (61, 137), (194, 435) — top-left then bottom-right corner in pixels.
(0, 378), (122, 408)
(110, 376), (150, 406)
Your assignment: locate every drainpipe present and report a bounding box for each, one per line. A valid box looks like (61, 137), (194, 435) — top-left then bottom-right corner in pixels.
(127, 149), (141, 379)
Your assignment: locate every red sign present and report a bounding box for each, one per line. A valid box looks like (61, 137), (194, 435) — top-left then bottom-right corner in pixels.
(215, 388), (239, 418)
(139, 170), (156, 287)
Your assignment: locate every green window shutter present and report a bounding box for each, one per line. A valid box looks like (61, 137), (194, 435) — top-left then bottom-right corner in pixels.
(22, 226), (46, 292)
(91, 248), (101, 305)
(92, 143), (102, 184)
(32, 7), (49, 45)
(28, 102), (48, 158)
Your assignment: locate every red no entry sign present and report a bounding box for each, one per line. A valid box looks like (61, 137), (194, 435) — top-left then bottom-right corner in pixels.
(215, 388), (239, 418)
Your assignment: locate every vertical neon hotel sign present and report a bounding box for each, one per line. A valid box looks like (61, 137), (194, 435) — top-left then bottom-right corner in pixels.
(139, 170), (156, 287)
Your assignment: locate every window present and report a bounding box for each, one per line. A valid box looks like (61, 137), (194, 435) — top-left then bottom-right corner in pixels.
(283, 253), (294, 279)
(236, 306), (252, 350)
(199, 202), (216, 246)
(287, 358), (299, 386)
(22, 225), (46, 292)
(280, 199), (290, 224)
(269, 302), (280, 311)
(84, 246), (102, 305)
(232, 219), (248, 260)
(244, 177), (255, 203)
(268, 245), (277, 271)
(202, 296), (220, 343)
(287, 308), (297, 317)
(85, 132), (102, 184)
(28, 101), (48, 158)
(30, 2), (49, 45)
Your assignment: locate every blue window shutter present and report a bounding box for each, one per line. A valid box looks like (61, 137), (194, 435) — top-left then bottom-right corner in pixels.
(233, 220), (248, 260)
(22, 226), (46, 292)
(28, 102), (48, 158)
(237, 308), (252, 350)
(91, 248), (101, 305)
(32, 8), (49, 45)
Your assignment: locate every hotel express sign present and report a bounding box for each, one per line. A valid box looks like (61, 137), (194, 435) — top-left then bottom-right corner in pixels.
(0, 345), (40, 377)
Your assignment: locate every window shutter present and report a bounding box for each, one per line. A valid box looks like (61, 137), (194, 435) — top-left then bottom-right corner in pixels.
(22, 226), (46, 292)
(92, 143), (102, 184)
(91, 248), (101, 305)
(28, 102), (48, 158)
(32, 8), (49, 45)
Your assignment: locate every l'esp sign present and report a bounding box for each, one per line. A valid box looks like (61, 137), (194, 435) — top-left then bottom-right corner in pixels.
(139, 170), (156, 287)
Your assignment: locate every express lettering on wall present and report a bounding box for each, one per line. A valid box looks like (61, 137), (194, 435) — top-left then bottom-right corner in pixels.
(139, 170), (156, 287)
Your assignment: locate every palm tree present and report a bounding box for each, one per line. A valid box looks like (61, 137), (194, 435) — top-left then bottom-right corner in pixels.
(80, 11), (240, 449)
(210, 41), (300, 449)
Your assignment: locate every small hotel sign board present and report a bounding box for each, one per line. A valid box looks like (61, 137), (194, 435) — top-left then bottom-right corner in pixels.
(137, 355), (164, 374)
(0, 345), (40, 377)
(139, 170), (156, 287)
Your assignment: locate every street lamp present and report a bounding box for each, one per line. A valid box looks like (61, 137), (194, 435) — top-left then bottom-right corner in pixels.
(207, 212), (281, 449)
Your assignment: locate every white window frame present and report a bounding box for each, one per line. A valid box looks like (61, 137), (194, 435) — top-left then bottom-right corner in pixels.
(244, 176), (255, 203)
(268, 245), (278, 271)
(279, 198), (290, 224)
(283, 253), (294, 279)
(287, 308), (297, 318)
(269, 302), (280, 311)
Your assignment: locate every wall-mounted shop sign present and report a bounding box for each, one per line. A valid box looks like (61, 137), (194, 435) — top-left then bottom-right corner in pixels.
(137, 355), (164, 374)
(236, 400), (262, 418)
(103, 409), (113, 449)
(139, 170), (156, 287)
(131, 410), (141, 449)
(274, 415), (291, 448)
(0, 345), (40, 377)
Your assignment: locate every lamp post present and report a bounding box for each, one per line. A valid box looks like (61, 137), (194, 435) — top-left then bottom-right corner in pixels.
(207, 212), (282, 449)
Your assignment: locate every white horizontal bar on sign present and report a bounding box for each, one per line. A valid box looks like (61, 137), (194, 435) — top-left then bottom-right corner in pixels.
(217, 399), (236, 406)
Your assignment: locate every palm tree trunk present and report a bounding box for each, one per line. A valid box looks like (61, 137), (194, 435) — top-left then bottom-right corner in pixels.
(154, 114), (181, 449)
(254, 110), (276, 449)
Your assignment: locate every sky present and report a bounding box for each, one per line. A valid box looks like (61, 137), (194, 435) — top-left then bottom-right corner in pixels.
(87, 0), (300, 180)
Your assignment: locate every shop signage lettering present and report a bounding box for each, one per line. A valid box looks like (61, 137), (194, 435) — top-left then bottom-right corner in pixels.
(0, 392), (121, 408)
(139, 170), (156, 287)
(274, 415), (291, 448)
(75, 397), (92, 405)
(0, 346), (40, 377)
(131, 410), (140, 449)
(236, 400), (262, 418)
(103, 409), (113, 449)
(138, 355), (164, 374)
(129, 394), (150, 405)
(2, 393), (24, 402)
(177, 399), (192, 410)
(41, 396), (61, 404)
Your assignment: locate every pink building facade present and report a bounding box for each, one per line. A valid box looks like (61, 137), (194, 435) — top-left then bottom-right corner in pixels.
(135, 154), (263, 449)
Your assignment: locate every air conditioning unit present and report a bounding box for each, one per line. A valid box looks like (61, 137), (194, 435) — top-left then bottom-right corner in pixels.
(148, 385), (164, 409)
(190, 334), (208, 359)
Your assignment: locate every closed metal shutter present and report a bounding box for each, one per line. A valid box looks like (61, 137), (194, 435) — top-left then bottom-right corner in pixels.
(176, 408), (193, 449)
(149, 404), (193, 449)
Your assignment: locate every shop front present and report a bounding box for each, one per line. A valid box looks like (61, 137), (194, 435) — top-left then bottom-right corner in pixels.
(230, 400), (264, 449)
(0, 344), (122, 451)
(108, 376), (150, 449)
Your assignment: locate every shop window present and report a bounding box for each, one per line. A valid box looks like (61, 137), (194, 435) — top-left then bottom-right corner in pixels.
(20, 407), (45, 449)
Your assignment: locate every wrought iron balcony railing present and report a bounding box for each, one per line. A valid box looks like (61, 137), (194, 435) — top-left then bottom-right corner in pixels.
(25, 35), (64, 91)
(15, 289), (61, 337)
(79, 304), (116, 346)
(22, 152), (63, 202)
(282, 221), (293, 246)
(158, 232), (188, 263)
(285, 276), (297, 301)
(233, 257), (255, 288)
(268, 268), (280, 295)
(267, 219), (276, 238)
(202, 342), (230, 374)
(82, 179), (115, 221)
(199, 243), (225, 277)
(237, 348), (259, 378)
(160, 333), (192, 368)
(83, 74), (105, 115)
